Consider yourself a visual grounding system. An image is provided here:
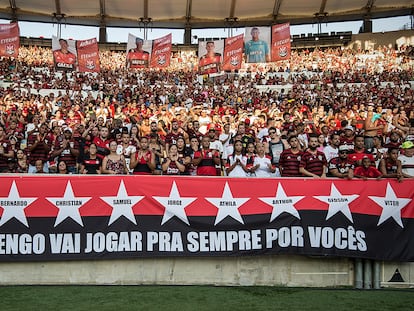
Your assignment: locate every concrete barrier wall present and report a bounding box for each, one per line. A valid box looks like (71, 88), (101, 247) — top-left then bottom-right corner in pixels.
(1, 256), (412, 287)
(0, 256), (353, 287)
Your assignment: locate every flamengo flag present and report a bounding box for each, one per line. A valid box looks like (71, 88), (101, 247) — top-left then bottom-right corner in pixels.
(126, 34), (152, 69)
(76, 38), (100, 73)
(52, 36), (77, 71)
(271, 23), (291, 62)
(150, 33), (172, 69)
(0, 22), (20, 58)
(223, 33), (244, 71)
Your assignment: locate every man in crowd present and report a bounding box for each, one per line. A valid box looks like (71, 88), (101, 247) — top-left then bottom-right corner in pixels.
(279, 135), (303, 177)
(193, 136), (221, 176)
(299, 134), (327, 178)
(0, 126), (14, 173)
(399, 141), (414, 178)
(328, 145), (354, 179)
(348, 135), (374, 167)
(50, 127), (80, 174)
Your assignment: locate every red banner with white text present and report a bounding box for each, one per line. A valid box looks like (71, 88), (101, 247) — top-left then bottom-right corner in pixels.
(150, 33), (172, 69)
(0, 176), (413, 262)
(0, 22), (20, 58)
(271, 23), (291, 62)
(223, 34), (244, 71)
(76, 38), (100, 72)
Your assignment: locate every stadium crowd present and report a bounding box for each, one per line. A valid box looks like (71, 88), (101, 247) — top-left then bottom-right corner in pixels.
(0, 44), (413, 179)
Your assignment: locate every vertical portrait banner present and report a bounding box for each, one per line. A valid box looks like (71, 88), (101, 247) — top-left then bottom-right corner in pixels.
(150, 33), (172, 69)
(126, 33), (152, 69)
(52, 36), (77, 71)
(0, 22), (20, 58)
(271, 23), (291, 62)
(222, 33), (244, 71)
(198, 40), (224, 75)
(244, 26), (271, 63)
(76, 38), (100, 73)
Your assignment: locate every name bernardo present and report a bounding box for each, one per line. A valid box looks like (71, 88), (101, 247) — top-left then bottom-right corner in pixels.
(0, 200), (28, 206)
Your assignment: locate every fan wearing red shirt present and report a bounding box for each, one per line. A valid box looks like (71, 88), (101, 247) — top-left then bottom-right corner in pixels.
(193, 136), (221, 176)
(348, 135), (375, 167)
(354, 157), (383, 180)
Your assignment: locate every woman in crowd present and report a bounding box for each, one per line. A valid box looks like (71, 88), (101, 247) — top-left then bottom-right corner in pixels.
(101, 140), (127, 174)
(130, 136), (156, 175)
(57, 160), (69, 174)
(14, 149), (28, 173)
(251, 142), (275, 177)
(226, 140), (248, 177)
(245, 142), (256, 176)
(80, 143), (102, 174)
(162, 144), (186, 175)
(188, 136), (200, 176)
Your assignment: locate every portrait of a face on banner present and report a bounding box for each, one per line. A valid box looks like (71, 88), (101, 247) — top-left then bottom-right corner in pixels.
(126, 34), (153, 69)
(198, 40), (224, 74)
(244, 26), (271, 63)
(52, 36), (77, 71)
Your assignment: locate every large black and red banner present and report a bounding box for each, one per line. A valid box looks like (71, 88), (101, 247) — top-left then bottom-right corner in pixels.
(0, 176), (413, 262)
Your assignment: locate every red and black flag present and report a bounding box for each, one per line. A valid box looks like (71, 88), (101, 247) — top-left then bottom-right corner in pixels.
(0, 22), (20, 58)
(76, 37), (100, 73)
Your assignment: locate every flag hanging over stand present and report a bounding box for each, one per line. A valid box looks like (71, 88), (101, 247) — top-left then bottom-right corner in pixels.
(150, 33), (172, 69)
(271, 23), (291, 62)
(223, 34), (244, 71)
(0, 22), (20, 58)
(76, 38), (100, 73)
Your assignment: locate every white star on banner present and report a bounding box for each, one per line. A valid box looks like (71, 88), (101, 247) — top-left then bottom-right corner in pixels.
(0, 181), (37, 227)
(369, 182), (411, 228)
(259, 182), (304, 222)
(206, 182), (250, 226)
(46, 181), (91, 227)
(314, 183), (359, 223)
(153, 181), (197, 225)
(100, 180), (144, 226)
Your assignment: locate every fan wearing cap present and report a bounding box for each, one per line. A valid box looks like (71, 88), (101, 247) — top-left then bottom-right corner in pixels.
(399, 141), (414, 178)
(50, 127), (80, 174)
(339, 125), (355, 150)
(328, 145), (354, 179)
